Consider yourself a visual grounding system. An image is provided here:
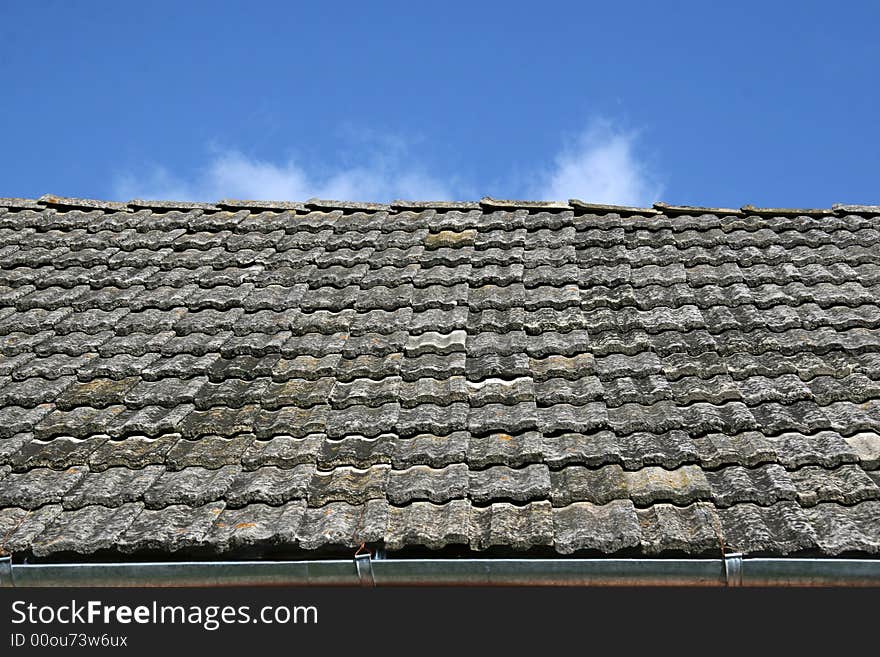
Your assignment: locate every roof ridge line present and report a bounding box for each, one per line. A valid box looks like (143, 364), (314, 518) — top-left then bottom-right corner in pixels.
(0, 195), (877, 217)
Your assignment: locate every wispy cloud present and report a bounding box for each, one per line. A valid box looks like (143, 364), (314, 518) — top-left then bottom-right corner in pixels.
(114, 120), (661, 204)
(532, 120), (662, 206)
(114, 150), (456, 202)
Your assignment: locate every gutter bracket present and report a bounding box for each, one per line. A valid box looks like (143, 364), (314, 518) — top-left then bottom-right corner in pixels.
(355, 551), (375, 588)
(724, 552), (743, 587)
(0, 555), (12, 588)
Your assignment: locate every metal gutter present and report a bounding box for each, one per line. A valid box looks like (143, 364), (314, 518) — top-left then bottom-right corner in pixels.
(2, 555), (879, 587)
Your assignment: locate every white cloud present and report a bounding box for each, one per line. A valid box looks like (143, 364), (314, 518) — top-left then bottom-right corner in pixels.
(114, 150), (456, 203)
(532, 120), (662, 206)
(114, 121), (661, 204)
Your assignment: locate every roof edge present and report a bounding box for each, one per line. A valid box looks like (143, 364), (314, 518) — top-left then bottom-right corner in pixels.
(741, 204), (833, 217)
(654, 201), (745, 216)
(39, 194), (131, 212)
(217, 199), (308, 212)
(0, 196), (878, 217)
(480, 196), (571, 211)
(833, 203), (880, 216)
(569, 199), (661, 216)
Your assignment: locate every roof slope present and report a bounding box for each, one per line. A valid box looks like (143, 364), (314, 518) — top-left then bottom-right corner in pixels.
(0, 195), (879, 560)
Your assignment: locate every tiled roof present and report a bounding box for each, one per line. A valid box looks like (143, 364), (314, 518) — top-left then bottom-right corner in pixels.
(0, 195), (879, 559)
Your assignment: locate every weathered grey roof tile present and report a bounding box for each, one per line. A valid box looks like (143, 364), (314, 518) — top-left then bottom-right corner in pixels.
(33, 503), (144, 556)
(0, 330), (52, 357)
(117, 502), (224, 553)
(341, 331), (406, 358)
(529, 353), (595, 382)
(349, 308), (414, 336)
(327, 376), (397, 409)
(0, 375), (74, 408)
(411, 283), (468, 311)
(280, 331), (348, 357)
(165, 434), (255, 470)
(204, 501), (306, 553)
(705, 464), (797, 507)
(396, 402), (468, 437)
(637, 502), (721, 555)
(550, 465), (627, 506)
(719, 501), (818, 554)
(522, 307), (589, 335)
(353, 284), (414, 312)
(468, 402), (538, 435)
(594, 351), (661, 380)
(405, 330), (467, 356)
(467, 307), (524, 333)
(469, 501), (553, 550)
(324, 403), (399, 439)
(207, 355), (281, 381)
(602, 375), (671, 407)
(225, 464), (315, 507)
(462, 431), (539, 468)
(387, 463), (468, 504)
(534, 376), (602, 405)
(555, 500), (641, 554)
(736, 374), (814, 405)
(316, 434), (396, 469)
(409, 306), (469, 334)
(790, 464), (880, 506)
(253, 376), (330, 409)
(466, 353), (530, 381)
(624, 465), (711, 506)
(467, 377), (535, 406)
(0, 504), (64, 554)
(468, 464), (550, 504)
(306, 465), (389, 506)
(680, 401), (760, 436)
(63, 465), (164, 509)
(241, 434), (324, 469)
(385, 499), (470, 550)
(333, 354), (402, 383)
(33, 406), (130, 440)
(392, 432), (468, 468)
(468, 284), (525, 311)
(843, 432), (880, 469)
(0, 465), (88, 509)
(803, 501), (880, 554)
(398, 376), (467, 408)
(271, 354), (341, 381)
(254, 405), (328, 439)
(0, 352), (39, 378)
(0, 308), (71, 334)
(296, 499), (387, 549)
(87, 434), (179, 471)
(0, 404), (53, 438)
(287, 309), (354, 336)
(143, 465), (240, 508)
(120, 404), (195, 438)
(54, 377), (139, 410)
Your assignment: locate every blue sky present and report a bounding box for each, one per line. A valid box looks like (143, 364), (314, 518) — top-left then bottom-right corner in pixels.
(1, 1), (878, 207)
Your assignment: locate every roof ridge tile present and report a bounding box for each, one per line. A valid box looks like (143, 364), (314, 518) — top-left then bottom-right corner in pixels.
(217, 199), (307, 212)
(833, 203), (880, 216)
(39, 195), (130, 212)
(479, 196), (571, 211)
(569, 199), (659, 216)
(654, 201), (745, 216)
(391, 200), (481, 210)
(305, 198), (391, 212)
(741, 205), (833, 217)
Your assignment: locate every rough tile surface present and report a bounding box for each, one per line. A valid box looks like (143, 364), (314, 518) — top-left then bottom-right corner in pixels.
(1, 197), (879, 558)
